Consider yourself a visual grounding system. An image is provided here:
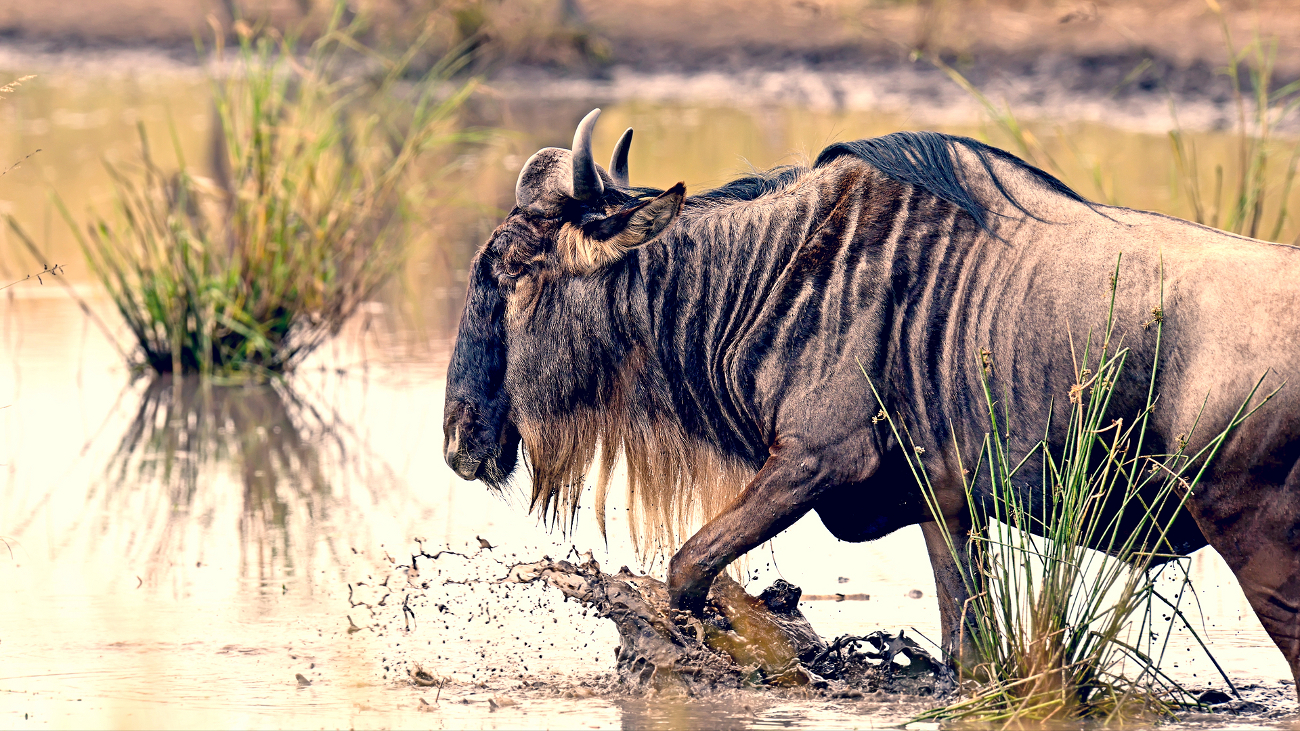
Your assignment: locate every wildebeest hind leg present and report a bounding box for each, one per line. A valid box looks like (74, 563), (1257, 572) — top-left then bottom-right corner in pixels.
(667, 441), (844, 614)
(1190, 477), (1300, 702)
(1211, 543), (1300, 700)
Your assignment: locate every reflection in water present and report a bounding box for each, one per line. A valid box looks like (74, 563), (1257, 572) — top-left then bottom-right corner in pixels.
(613, 696), (922, 730)
(88, 374), (397, 588)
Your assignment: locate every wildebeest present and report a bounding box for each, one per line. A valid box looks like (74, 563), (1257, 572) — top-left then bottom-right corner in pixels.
(443, 109), (1300, 695)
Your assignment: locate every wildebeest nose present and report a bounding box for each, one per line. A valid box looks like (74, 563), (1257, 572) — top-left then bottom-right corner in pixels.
(443, 419), (483, 480)
(444, 423), (461, 465)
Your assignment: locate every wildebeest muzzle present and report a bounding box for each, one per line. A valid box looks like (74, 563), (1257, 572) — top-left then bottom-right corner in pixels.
(443, 400), (520, 486)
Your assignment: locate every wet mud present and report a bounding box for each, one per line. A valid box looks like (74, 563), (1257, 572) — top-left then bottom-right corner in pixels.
(1185, 683), (1297, 718)
(361, 542), (1299, 726)
(502, 553), (954, 698)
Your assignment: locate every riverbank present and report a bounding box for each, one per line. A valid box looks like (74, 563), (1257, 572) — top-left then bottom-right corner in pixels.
(0, 1), (1296, 136)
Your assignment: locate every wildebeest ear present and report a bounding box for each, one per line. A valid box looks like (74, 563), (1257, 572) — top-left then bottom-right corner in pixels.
(561, 183), (686, 272)
(587, 182), (686, 252)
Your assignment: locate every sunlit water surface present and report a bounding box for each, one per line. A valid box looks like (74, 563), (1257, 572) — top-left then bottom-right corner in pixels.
(0, 60), (1297, 730)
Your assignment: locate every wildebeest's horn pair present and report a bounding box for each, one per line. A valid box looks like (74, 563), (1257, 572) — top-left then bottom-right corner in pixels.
(570, 109), (633, 200)
(515, 109), (634, 211)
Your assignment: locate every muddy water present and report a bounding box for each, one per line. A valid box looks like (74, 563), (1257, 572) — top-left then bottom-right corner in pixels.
(1, 60), (1298, 729)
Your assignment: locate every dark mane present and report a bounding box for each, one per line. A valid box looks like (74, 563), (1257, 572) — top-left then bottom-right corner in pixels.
(619, 167), (807, 207)
(688, 165), (806, 203)
(645, 132), (1090, 230)
(813, 131), (1090, 231)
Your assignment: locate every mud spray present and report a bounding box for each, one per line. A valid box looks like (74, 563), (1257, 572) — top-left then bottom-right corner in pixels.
(338, 539), (1299, 725)
(343, 538), (954, 717)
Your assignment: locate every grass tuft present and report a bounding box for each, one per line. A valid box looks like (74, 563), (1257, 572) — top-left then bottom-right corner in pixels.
(925, 2), (1300, 244)
(865, 259), (1271, 723)
(1168, 3), (1300, 242)
(53, 5), (480, 380)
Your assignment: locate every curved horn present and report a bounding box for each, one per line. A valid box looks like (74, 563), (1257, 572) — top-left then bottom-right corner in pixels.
(570, 108), (604, 201)
(609, 128), (633, 187)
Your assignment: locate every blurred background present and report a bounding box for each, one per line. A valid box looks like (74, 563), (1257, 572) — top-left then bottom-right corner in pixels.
(0, 1), (1297, 728)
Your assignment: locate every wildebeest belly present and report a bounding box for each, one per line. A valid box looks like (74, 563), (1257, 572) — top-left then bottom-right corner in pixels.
(811, 448), (931, 542)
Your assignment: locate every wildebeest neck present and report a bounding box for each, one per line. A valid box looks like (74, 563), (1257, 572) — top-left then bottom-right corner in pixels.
(646, 159), (934, 462)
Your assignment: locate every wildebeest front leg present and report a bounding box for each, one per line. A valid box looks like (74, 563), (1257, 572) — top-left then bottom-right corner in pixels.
(922, 519), (983, 672)
(668, 443), (834, 613)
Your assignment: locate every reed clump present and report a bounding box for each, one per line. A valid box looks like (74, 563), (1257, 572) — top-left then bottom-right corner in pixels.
(60, 7), (478, 380)
(868, 262), (1268, 724)
(1168, 1), (1300, 243)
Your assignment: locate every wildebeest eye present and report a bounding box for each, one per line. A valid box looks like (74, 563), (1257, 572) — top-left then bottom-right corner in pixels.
(500, 246), (526, 277)
(489, 215), (549, 280)
(499, 240), (545, 280)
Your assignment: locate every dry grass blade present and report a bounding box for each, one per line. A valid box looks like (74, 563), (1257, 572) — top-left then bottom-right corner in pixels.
(0, 75), (35, 97)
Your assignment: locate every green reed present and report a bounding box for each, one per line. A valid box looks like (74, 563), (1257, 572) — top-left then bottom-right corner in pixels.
(866, 260), (1270, 723)
(54, 4), (479, 380)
